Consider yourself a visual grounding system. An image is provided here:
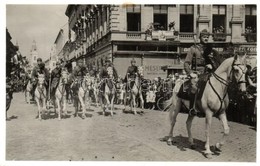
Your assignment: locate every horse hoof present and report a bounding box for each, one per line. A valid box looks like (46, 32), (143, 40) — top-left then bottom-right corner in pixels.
(190, 144), (196, 149)
(215, 143), (222, 152)
(204, 153), (213, 159)
(167, 140), (173, 146)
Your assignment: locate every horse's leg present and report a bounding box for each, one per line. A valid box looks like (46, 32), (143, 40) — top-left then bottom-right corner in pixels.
(204, 110), (214, 158)
(74, 97), (78, 117)
(35, 97), (41, 120)
(63, 93), (67, 115)
(25, 90), (28, 103)
(88, 90), (91, 110)
(123, 92), (127, 111)
(215, 112), (230, 152)
(78, 90), (86, 119)
(100, 95), (105, 116)
(186, 114), (195, 148)
(110, 93), (115, 116)
(56, 96), (61, 120)
(132, 93), (137, 115)
(95, 92), (99, 107)
(139, 92), (144, 113)
(104, 93), (110, 116)
(167, 98), (181, 145)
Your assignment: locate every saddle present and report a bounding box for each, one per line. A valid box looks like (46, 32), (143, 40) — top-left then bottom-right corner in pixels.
(106, 78), (114, 91)
(177, 72), (210, 102)
(127, 78), (136, 90)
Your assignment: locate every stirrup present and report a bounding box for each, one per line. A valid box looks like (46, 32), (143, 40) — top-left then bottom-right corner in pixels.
(189, 108), (197, 116)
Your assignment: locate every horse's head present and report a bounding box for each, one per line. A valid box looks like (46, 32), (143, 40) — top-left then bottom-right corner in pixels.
(83, 75), (92, 87)
(37, 74), (45, 88)
(61, 70), (68, 84)
(231, 54), (248, 93)
(137, 66), (144, 77)
(107, 67), (114, 78)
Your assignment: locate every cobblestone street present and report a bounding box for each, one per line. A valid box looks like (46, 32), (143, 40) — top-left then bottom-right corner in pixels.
(6, 92), (256, 161)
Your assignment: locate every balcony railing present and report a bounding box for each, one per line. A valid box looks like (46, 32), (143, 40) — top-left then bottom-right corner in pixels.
(179, 32), (195, 40)
(245, 33), (257, 42)
(150, 30), (177, 41)
(126, 32), (142, 39)
(212, 33), (227, 41)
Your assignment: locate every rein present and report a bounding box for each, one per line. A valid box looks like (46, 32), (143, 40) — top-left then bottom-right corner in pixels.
(57, 79), (66, 99)
(36, 85), (46, 99)
(208, 59), (246, 113)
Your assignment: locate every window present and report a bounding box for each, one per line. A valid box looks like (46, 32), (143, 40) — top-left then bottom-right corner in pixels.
(34, 56), (36, 60)
(153, 5), (168, 30)
(212, 5), (226, 33)
(180, 5), (194, 32)
(245, 5), (257, 33)
(127, 5), (141, 31)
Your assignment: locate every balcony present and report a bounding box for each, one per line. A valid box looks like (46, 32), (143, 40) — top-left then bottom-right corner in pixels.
(212, 33), (227, 42)
(179, 32), (195, 41)
(245, 33), (257, 42)
(126, 32), (142, 39)
(150, 30), (178, 41)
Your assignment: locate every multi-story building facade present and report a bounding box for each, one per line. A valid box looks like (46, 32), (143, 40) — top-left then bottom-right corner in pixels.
(65, 4), (256, 79)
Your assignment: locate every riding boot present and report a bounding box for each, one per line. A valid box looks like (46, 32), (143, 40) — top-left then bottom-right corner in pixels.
(189, 93), (197, 116)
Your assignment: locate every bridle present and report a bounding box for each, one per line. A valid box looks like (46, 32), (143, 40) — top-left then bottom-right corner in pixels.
(208, 57), (247, 113)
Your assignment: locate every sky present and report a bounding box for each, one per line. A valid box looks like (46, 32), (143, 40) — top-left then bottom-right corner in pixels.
(6, 5), (68, 61)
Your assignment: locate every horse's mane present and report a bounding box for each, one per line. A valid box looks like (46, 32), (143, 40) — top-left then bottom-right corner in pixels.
(214, 56), (234, 73)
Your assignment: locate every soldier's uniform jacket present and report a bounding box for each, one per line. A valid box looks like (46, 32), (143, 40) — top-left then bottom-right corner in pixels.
(72, 66), (88, 80)
(184, 44), (221, 75)
(184, 44), (206, 75)
(51, 67), (62, 88)
(126, 65), (138, 79)
(99, 65), (118, 80)
(31, 65), (50, 84)
(89, 69), (97, 77)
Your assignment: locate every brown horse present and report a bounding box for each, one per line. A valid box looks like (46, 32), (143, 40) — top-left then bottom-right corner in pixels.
(167, 54), (247, 158)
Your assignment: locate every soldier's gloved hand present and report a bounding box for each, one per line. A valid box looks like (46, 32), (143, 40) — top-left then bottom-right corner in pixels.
(206, 64), (213, 70)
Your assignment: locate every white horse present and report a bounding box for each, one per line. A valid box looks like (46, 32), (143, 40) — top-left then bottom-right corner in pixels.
(74, 75), (92, 119)
(89, 76), (99, 107)
(54, 70), (69, 120)
(25, 80), (33, 104)
(167, 54), (248, 158)
(123, 66), (144, 115)
(100, 67), (116, 116)
(34, 74), (47, 120)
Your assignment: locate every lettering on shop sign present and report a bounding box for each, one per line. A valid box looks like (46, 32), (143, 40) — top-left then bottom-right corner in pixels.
(144, 65), (166, 76)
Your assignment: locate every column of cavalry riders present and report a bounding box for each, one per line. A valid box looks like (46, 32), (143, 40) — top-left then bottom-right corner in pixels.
(27, 29), (223, 116)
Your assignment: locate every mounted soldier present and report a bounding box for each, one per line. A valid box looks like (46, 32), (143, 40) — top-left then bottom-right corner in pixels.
(124, 58), (138, 91)
(99, 58), (119, 92)
(31, 58), (50, 101)
(50, 60), (63, 102)
(177, 29), (222, 116)
(71, 59), (89, 96)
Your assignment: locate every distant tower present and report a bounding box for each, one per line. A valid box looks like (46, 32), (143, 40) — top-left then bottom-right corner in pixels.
(30, 40), (39, 67)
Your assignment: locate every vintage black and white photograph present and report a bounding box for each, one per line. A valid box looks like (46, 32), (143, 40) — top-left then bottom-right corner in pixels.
(5, 2), (257, 163)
